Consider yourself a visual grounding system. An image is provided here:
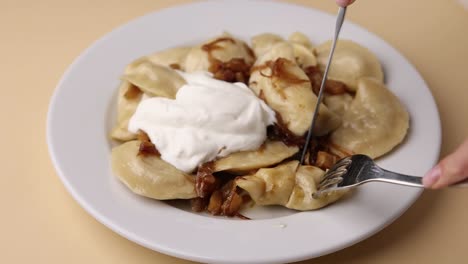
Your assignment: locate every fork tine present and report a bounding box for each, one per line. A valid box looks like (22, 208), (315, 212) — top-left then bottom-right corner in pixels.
(318, 177), (343, 191)
(319, 156), (351, 183)
(332, 156), (352, 169)
(313, 157), (353, 199)
(321, 167), (347, 183)
(312, 183), (343, 199)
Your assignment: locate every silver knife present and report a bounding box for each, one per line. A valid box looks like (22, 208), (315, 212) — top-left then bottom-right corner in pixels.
(300, 7), (347, 164)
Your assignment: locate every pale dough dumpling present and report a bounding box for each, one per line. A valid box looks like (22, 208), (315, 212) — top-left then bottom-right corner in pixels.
(236, 161), (346, 210)
(252, 41), (295, 63)
(111, 141), (197, 200)
(330, 78), (409, 158)
(292, 43), (317, 68)
(288, 32), (314, 51)
(123, 58), (186, 99)
(184, 32), (255, 72)
(286, 166), (346, 210)
(316, 40), (384, 91)
(110, 81), (142, 141)
(251, 33), (284, 58)
(237, 161), (299, 205)
(324, 93), (353, 117)
(145, 46), (191, 70)
(251, 36), (317, 68)
(213, 141), (299, 173)
(249, 42), (341, 136)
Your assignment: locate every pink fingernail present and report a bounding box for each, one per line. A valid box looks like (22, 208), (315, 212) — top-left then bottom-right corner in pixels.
(422, 166), (441, 188)
(336, 0), (348, 7)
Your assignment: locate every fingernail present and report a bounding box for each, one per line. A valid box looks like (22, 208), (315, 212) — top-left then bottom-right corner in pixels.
(336, 0), (348, 7)
(336, 0), (355, 7)
(422, 166), (441, 188)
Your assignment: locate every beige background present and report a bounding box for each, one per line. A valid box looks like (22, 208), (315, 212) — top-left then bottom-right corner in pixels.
(1, 0), (467, 263)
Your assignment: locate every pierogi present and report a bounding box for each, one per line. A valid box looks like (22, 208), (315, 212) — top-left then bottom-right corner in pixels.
(316, 40), (384, 91)
(109, 32), (409, 218)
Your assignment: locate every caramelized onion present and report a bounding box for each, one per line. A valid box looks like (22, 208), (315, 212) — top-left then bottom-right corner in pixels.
(304, 66), (349, 95)
(207, 190), (223, 215)
(200, 37), (253, 84)
(202, 37), (236, 52)
(267, 113), (306, 147)
(137, 141), (160, 156)
(209, 58), (251, 84)
(315, 151), (338, 170)
(190, 197), (208, 212)
(169, 63), (181, 70)
(220, 181), (242, 216)
(124, 84), (142, 99)
(195, 162), (218, 198)
(136, 131), (160, 156)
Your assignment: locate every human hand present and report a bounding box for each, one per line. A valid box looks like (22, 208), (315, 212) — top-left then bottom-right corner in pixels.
(336, 0), (356, 7)
(423, 138), (468, 189)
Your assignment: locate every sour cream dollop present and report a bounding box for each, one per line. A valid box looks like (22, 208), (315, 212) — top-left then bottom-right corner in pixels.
(128, 71), (276, 173)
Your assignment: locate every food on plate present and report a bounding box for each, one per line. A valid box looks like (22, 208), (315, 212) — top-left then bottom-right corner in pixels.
(126, 71), (276, 173)
(249, 42), (341, 136)
(330, 77), (410, 158)
(292, 43), (317, 68)
(288, 32), (315, 51)
(251, 33), (284, 58)
(110, 81), (143, 141)
(145, 46), (191, 70)
(123, 59), (186, 98)
(236, 161), (345, 210)
(111, 140), (197, 200)
(109, 32), (409, 218)
(323, 93), (353, 117)
(315, 40), (384, 91)
(213, 141), (299, 173)
(184, 32), (255, 78)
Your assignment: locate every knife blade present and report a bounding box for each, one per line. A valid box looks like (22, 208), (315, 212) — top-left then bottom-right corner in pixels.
(300, 7), (347, 164)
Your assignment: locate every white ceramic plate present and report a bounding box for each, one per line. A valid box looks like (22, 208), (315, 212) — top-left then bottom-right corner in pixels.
(47, 1), (441, 263)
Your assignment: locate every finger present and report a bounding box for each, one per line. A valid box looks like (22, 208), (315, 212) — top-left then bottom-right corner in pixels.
(336, 0), (356, 7)
(422, 164), (441, 188)
(425, 139), (468, 189)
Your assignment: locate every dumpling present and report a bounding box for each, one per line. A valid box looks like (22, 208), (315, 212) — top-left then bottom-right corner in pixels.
(184, 32), (255, 73)
(123, 58), (186, 99)
(110, 81), (142, 141)
(324, 93), (353, 117)
(249, 42), (341, 136)
(251, 33), (284, 58)
(237, 161), (299, 205)
(146, 46), (191, 70)
(330, 78), (409, 158)
(213, 141), (299, 173)
(316, 40), (384, 91)
(292, 43), (317, 68)
(251, 32), (316, 67)
(288, 32), (314, 51)
(236, 161), (346, 210)
(252, 41), (295, 63)
(111, 141), (197, 200)
(286, 165), (345, 210)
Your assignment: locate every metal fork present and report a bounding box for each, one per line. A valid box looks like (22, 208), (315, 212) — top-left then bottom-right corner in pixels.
(313, 154), (468, 198)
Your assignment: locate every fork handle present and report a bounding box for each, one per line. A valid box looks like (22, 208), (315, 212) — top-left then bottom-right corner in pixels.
(380, 169), (468, 188)
(379, 169), (424, 187)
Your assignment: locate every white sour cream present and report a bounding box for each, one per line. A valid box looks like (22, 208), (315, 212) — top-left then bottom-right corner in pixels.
(128, 71), (276, 173)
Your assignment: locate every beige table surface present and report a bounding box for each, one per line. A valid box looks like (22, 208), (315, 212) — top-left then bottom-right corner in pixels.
(2, 0), (468, 263)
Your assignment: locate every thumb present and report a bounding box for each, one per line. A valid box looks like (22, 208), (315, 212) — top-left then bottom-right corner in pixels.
(423, 139), (468, 189)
